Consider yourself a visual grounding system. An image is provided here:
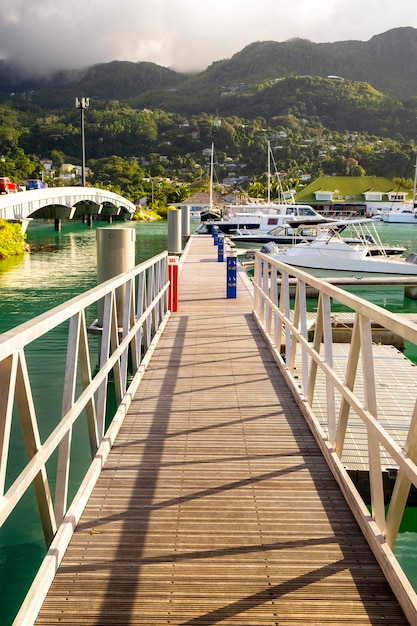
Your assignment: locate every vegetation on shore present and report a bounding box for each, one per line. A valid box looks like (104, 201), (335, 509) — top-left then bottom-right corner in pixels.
(0, 28), (416, 234)
(0, 219), (28, 259)
(132, 206), (164, 221)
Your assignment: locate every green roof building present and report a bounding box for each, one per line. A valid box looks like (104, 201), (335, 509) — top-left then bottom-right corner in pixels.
(294, 176), (413, 217)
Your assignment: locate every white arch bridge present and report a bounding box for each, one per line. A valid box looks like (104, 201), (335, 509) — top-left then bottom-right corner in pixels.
(0, 187), (136, 230)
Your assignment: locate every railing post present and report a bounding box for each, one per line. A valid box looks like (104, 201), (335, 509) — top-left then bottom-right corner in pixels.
(253, 253), (261, 316)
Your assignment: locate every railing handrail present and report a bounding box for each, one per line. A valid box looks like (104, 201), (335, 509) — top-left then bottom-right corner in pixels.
(1, 251), (169, 538)
(0, 251), (167, 357)
(252, 251), (417, 623)
(0, 186), (136, 221)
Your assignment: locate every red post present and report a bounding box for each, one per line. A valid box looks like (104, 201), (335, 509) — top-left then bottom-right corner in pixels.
(168, 256), (179, 312)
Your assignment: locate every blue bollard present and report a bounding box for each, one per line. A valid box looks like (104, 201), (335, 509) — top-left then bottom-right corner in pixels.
(226, 253), (237, 298)
(217, 236), (224, 262)
(212, 225), (219, 245)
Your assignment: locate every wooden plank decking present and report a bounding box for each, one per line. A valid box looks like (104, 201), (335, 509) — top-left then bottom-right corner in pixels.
(35, 235), (409, 625)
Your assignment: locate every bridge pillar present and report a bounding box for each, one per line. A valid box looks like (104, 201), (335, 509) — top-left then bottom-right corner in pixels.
(96, 227), (136, 327)
(54, 218), (61, 232)
(405, 285), (417, 299)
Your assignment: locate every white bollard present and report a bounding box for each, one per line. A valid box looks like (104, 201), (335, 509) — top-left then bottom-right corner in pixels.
(168, 207), (182, 255)
(96, 227), (136, 327)
(181, 205), (191, 238)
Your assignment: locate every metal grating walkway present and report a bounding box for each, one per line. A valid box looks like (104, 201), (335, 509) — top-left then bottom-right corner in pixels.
(35, 235), (408, 625)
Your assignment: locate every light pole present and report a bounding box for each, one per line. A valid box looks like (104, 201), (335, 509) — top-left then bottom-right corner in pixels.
(75, 97), (90, 187)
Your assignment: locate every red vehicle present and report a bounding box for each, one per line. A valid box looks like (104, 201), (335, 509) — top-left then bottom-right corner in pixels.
(0, 177), (17, 194)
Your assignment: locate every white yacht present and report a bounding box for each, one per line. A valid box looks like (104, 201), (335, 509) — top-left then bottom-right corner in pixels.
(196, 203), (327, 234)
(266, 219), (417, 277)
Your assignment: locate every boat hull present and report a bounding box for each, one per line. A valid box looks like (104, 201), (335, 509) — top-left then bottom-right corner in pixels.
(382, 214), (417, 224)
(199, 220), (262, 234)
(271, 253), (417, 276)
(231, 234), (312, 247)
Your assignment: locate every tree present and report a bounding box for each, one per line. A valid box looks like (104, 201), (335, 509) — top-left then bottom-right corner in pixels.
(344, 157), (366, 176)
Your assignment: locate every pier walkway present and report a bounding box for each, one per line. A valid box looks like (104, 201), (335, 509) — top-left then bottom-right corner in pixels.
(34, 235), (408, 625)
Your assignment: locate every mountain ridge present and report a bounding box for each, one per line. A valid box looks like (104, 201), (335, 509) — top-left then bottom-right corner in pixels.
(1, 27), (417, 109)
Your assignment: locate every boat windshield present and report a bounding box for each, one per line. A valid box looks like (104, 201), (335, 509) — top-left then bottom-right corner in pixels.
(269, 225), (319, 239)
(285, 205), (318, 216)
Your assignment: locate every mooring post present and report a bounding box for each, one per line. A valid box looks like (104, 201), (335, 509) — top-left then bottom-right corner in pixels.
(96, 227), (136, 327)
(181, 205), (190, 240)
(217, 235), (224, 262)
(212, 225), (219, 245)
(226, 249), (237, 298)
(168, 256), (179, 312)
(168, 207), (182, 255)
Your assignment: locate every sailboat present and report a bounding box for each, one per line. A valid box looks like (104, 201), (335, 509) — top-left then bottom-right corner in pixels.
(199, 143), (223, 221)
(382, 155), (417, 223)
(197, 142), (326, 234)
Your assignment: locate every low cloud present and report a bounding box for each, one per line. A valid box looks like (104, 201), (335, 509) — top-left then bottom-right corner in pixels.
(0, 0), (415, 76)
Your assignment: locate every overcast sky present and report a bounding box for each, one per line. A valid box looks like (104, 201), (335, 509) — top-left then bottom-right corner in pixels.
(1, 0), (416, 76)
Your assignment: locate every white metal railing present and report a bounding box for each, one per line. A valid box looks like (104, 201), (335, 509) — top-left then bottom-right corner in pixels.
(1, 251), (169, 622)
(252, 251), (417, 623)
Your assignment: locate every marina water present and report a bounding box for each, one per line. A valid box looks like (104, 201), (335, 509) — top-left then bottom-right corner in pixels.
(1, 219), (417, 624)
(0, 219), (170, 625)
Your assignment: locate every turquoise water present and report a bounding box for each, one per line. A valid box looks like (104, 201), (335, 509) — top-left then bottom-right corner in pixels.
(0, 220), (170, 334)
(1, 219), (417, 623)
(0, 219), (170, 626)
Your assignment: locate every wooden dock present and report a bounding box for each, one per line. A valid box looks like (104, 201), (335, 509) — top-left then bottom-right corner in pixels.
(34, 235), (409, 625)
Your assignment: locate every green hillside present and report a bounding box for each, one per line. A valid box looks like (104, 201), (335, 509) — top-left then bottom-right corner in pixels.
(0, 27), (416, 207)
(2, 27), (417, 109)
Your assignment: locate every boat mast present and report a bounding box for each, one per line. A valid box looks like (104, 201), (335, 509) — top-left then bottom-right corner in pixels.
(267, 141), (271, 204)
(209, 142), (214, 209)
(268, 142), (289, 205)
